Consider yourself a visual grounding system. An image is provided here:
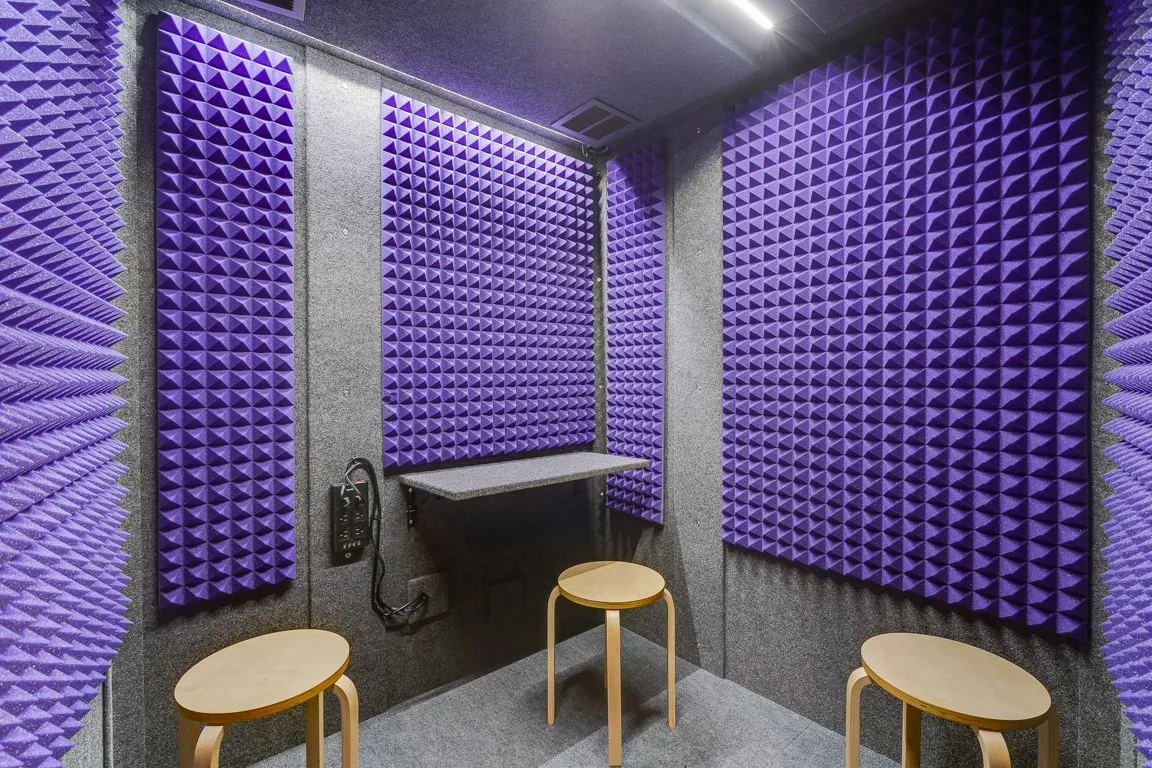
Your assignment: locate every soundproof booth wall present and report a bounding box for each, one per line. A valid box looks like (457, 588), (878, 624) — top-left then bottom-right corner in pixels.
(23, 0), (1149, 764)
(0, 0), (131, 764)
(720, 0), (1093, 636)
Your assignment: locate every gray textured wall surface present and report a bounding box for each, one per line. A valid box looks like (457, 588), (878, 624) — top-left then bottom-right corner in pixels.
(60, 695), (104, 768)
(609, 107), (727, 678)
(104, 3), (602, 766)
(107, 0), (147, 763)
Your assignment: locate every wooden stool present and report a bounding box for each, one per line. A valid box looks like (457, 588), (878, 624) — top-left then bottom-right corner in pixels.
(175, 629), (359, 768)
(846, 633), (1058, 768)
(547, 561), (675, 767)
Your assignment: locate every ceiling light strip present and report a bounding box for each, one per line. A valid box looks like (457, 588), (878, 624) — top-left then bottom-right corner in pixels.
(727, 0), (775, 30)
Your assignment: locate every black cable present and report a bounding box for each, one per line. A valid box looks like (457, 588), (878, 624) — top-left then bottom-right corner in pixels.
(343, 457), (429, 630)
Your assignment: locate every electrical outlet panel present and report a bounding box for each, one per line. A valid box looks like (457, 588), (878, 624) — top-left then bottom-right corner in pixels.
(408, 572), (449, 620)
(330, 481), (369, 563)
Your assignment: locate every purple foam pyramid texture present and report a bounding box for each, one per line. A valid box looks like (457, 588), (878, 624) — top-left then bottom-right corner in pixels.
(1102, 0), (1152, 760)
(0, 0), (131, 763)
(720, 0), (1092, 637)
(605, 143), (665, 523)
(381, 91), (596, 467)
(155, 14), (296, 610)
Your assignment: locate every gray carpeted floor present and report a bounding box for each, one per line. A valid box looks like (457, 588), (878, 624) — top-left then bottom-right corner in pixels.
(252, 628), (896, 767)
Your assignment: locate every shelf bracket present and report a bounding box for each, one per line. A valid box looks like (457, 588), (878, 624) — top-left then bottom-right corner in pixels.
(405, 485), (419, 528)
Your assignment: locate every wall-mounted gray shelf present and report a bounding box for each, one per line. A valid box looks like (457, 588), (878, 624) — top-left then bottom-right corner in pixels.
(398, 452), (649, 503)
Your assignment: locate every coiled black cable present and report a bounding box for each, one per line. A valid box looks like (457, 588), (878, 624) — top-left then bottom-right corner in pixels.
(343, 457), (428, 629)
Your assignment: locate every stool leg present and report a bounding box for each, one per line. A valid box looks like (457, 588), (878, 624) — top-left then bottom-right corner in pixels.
(192, 725), (225, 768)
(177, 710), (199, 768)
(902, 702), (921, 768)
(332, 674), (359, 768)
(547, 586), (559, 725)
(1039, 708), (1059, 768)
(663, 588), (676, 729)
(606, 609), (622, 767)
(974, 728), (1011, 768)
(306, 692), (324, 768)
(845, 667), (872, 768)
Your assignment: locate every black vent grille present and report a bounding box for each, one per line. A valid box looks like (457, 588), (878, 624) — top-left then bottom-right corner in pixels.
(552, 99), (636, 144)
(229, 0), (306, 21)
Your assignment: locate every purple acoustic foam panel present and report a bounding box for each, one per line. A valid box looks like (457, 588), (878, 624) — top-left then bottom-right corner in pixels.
(155, 14), (296, 610)
(1103, 0), (1152, 760)
(381, 91), (596, 468)
(720, 0), (1092, 637)
(605, 143), (665, 523)
(0, 0), (131, 764)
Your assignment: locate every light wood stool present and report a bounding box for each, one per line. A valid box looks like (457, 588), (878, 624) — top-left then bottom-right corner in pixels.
(547, 561), (675, 767)
(846, 633), (1058, 768)
(175, 629), (359, 768)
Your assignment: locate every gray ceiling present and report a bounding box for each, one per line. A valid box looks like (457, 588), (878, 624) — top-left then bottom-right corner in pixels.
(228, 0), (929, 146)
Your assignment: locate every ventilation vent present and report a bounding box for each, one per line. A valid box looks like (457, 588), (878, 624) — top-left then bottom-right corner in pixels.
(552, 99), (636, 144)
(228, 0), (305, 20)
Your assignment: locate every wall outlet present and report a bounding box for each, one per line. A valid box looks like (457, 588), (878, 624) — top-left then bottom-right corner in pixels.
(408, 572), (449, 621)
(329, 480), (369, 564)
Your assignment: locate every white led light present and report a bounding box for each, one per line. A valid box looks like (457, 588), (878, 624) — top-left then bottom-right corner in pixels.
(728, 0), (775, 30)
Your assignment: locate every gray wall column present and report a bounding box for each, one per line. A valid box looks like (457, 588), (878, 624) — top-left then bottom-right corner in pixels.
(302, 46), (392, 721)
(615, 104), (727, 678)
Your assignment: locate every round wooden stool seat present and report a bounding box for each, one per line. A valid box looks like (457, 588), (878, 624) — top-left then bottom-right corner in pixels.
(861, 632), (1051, 730)
(557, 561), (666, 610)
(175, 629), (359, 768)
(176, 629), (349, 724)
(549, 561), (675, 767)
(846, 632), (1059, 768)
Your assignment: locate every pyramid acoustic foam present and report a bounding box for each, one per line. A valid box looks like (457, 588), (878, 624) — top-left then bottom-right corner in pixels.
(381, 91), (595, 468)
(0, 0), (131, 763)
(605, 143), (665, 523)
(720, 0), (1092, 637)
(1102, 0), (1152, 760)
(155, 14), (296, 610)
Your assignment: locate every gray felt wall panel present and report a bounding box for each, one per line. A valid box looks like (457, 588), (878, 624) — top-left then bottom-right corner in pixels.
(60, 696), (103, 768)
(106, 0), (147, 763)
(614, 105), (726, 677)
(302, 45), (391, 721)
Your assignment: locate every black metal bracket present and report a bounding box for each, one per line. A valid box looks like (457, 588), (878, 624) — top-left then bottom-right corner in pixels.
(404, 485), (420, 528)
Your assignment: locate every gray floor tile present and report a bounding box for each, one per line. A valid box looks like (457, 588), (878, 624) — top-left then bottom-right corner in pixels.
(757, 720), (895, 768)
(542, 669), (812, 768)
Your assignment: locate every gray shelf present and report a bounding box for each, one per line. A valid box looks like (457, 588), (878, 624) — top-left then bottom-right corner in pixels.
(397, 452), (649, 502)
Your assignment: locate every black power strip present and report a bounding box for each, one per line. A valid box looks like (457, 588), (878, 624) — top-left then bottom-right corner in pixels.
(330, 480), (369, 562)
(340, 457), (429, 629)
